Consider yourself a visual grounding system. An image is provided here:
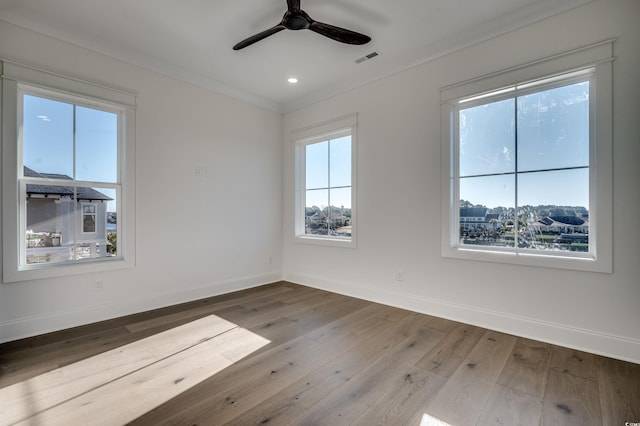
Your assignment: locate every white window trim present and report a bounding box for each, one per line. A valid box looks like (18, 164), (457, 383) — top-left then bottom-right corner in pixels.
(440, 40), (614, 273)
(293, 113), (357, 248)
(2, 59), (137, 282)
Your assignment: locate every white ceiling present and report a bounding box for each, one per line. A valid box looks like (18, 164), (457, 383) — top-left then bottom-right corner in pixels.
(0, 0), (592, 112)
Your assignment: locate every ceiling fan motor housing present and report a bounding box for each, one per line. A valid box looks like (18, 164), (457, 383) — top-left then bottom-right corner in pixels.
(283, 10), (312, 30)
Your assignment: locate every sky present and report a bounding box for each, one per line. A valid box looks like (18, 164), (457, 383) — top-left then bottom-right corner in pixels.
(305, 135), (352, 210)
(458, 80), (590, 210)
(22, 93), (118, 211)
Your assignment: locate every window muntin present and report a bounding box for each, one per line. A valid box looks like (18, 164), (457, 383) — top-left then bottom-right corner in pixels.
(455, 77), (591, 254)
(294, 114), (357, 247)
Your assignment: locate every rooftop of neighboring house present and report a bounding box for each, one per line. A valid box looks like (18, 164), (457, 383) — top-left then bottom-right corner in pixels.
(460, 207), (488, 218)
(541, 216), (587, 226)
(24, 166), (112, 201)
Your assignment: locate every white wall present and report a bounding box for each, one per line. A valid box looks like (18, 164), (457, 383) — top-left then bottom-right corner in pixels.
(0, 21), (283, 341)
(282, 0), (640, 363)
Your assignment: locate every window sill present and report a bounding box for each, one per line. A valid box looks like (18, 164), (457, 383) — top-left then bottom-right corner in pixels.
(442, 246), (611, 273)
(294, 235), (356, 249)
(4, 257), (135, 283)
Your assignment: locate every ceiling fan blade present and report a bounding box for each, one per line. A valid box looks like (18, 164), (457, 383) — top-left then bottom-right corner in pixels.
(233, 24), (286, 50)
(287, 0), (300, 12)
(308, 21), (371, 45)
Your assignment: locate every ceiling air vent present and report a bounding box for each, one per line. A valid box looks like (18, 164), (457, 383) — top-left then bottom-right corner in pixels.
(355, 51), (379, 64)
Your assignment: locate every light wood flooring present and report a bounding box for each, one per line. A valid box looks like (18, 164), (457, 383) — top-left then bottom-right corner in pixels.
(0, 281), (638, 425)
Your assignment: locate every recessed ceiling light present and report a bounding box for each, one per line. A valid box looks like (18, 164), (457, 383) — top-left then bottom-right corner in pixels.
(288, 77), (299, 84)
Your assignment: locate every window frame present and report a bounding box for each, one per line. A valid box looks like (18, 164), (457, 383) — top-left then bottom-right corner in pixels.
(81, 204), (97, 234)
(2, 60), (137, 282)
(440, 40), (614, 273)
(293, 114), (357, 248)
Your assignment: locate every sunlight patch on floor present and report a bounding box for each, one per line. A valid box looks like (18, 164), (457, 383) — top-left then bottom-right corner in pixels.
(0, 315), (270, 425)
(421, 413), (453, 426)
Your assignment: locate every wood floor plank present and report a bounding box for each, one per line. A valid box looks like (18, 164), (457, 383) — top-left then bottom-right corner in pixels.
(415, 322), (486, 377)
(124, 284), (295, 334)
(425, 330), (517, 426)
(0, 314), (240, 425)
(351, 365), (447, 426)
(289, 356), (418, 425)
(196, 310), (429, 425)
(130, 300), (386, 425)
(476, 384), (543, 426)
(0, 325), (133, 387)
(217, 313), (407, 425)
(549, 345), (598, 380)
(497, 337), (553, 398)
(128, 335), (324, 425)
(124, 302), (233, 334)
(424, 316), (461, 334)
(541, 368), (602, 426)
(283, 313), (442, 425)
(250, 299), (388, 349)
(224, 290), (342, 330)
(19, 326), (268, 426)
(1, 282), (632, 425)
(597, 356), (640, 425)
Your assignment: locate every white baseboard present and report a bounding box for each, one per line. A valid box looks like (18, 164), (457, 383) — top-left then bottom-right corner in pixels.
(284, 272), (640, 365)
(0, 272), (281, 343)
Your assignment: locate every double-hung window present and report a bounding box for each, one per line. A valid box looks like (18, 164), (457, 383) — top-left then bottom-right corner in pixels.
(441, 41), (613, 272)
(294, 114), (357, 247)
(2, 60), (136, 282)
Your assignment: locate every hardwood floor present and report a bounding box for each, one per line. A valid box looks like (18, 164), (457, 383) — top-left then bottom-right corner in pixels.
(0, 281), (638, 425)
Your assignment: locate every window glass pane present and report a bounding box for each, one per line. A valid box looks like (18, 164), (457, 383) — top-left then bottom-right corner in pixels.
(328, 187), (351, 236)
(23, 95), (74, 177)
(329, 136), (351, 188)
(305, 189), (328, 235)
(517, 81), (589, 172)
(76, 106), (118, 183)
(459, 98), (515, 177)
(329, 186), (351, 210)
(83, 212), (96, 233)
(306, 141), (328, 189)
(517, 168), (589, 251)
(460, 174), (515, 210)
(25, 182), (115, 265)
(100, 188), (118, 256)
(25, 182), (73, 265)
(518, 168), (589, 208)
(460, 174), (515, 248)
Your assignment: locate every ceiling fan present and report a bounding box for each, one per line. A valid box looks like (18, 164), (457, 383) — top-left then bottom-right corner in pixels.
(233, 0), (371, 50)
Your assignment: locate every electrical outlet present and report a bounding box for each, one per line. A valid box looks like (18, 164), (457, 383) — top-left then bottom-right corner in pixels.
(268, 256), (273, 265)
(396, 270), (404, 282)
(194, 166), (209, 177)
(95, 280), (104, 291)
